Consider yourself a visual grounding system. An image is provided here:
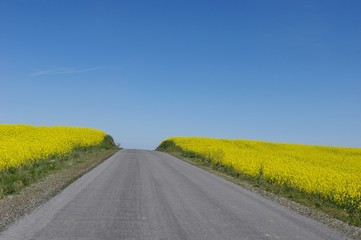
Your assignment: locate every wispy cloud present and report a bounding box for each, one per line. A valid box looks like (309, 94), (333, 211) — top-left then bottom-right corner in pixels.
(30, 66), (105, 76)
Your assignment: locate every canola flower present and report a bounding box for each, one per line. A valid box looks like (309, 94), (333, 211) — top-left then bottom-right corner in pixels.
(0, 124), (106, 170)
(162, 137), (361, 210)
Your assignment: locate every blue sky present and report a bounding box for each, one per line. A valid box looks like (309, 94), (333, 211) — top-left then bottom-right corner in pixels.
(1, 0), (360, 149)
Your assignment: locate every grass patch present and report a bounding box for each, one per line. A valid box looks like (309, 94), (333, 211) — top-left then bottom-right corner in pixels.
(0, 135), (118, 198)
(157, 140), (361, 228)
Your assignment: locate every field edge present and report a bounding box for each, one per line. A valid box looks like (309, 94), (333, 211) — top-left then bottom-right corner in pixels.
(0, 138), (119, 232)
(156, 141), (361, 240)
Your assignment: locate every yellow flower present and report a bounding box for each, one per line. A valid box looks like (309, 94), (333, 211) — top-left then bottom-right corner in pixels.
(0, 124), (106, 170)
(164, 137), (361, 209)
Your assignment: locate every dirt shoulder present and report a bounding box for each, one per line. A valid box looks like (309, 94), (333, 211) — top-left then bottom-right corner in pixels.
(0, 148), (118, 232)
(159, 149), (361, 240)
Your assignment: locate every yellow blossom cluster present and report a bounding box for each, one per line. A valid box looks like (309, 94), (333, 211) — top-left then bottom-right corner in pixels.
(0, 124), (106, 170)
(165, 137), (361, 209)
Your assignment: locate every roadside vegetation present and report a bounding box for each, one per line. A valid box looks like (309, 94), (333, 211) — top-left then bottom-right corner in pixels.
(157, 137), (361, 227)
(0, 124), (119, 198)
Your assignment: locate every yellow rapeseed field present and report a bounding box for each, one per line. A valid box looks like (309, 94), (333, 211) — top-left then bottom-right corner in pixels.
(163, 137), (361, 210)
(0, 124), (106, 171)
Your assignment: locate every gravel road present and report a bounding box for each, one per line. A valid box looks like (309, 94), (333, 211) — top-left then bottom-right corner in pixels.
(0, 149), (350, 240)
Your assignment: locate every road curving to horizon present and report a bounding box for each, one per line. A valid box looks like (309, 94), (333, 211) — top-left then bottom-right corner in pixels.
(0, 149), (349, 240)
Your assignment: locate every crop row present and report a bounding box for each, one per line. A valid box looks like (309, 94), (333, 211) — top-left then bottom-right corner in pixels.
(162, 137), (361, 212)
(0, 124), (106, 170)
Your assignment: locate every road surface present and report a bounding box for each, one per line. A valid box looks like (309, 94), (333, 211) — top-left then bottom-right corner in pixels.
(0, 149), (349, 240)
